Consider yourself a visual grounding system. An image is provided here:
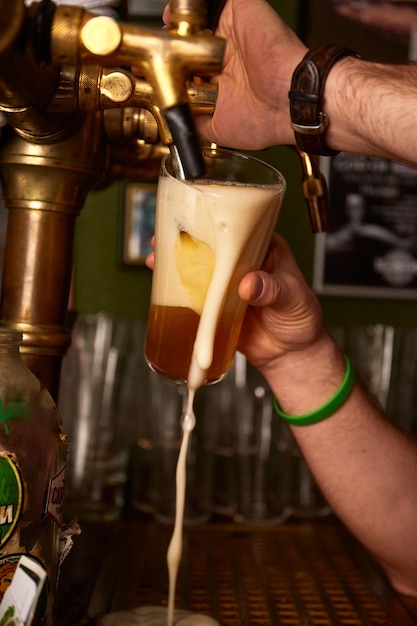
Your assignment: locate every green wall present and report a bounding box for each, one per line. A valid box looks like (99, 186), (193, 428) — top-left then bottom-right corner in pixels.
(73, 182), (153, 320)
(73, 0), (417, 329)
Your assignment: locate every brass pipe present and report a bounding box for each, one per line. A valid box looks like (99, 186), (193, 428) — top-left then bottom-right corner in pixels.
(0, 112), (108, 399)
(0, 208), (76, 397)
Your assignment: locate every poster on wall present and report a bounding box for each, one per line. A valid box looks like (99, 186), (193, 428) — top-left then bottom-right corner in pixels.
(313, 153), (417, 299)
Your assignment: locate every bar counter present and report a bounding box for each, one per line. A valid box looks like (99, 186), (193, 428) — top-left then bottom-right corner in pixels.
(56, 518), (417, 625)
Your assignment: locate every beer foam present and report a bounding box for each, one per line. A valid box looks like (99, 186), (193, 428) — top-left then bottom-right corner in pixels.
(153, 176), (281, 309)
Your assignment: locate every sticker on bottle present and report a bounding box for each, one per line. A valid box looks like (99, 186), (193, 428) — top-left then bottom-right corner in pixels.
(0, 454), (23, 548)
(0, 555), (47, 624)
(46, 465), (66, 527)
(0, 554), (47, 625)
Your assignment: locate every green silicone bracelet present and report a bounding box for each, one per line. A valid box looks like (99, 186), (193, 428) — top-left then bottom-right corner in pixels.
(273, 355), (355, 426)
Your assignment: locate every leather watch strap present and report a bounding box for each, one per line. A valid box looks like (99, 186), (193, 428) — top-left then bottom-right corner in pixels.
(289, 44), (359, 156)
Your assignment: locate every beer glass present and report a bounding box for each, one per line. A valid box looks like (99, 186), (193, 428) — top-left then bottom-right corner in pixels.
(145, 147), (286, 386)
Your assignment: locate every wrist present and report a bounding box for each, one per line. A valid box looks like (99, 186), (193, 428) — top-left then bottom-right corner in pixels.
(273, 354), (355, 426)
(323, 56), (377, 155)
(260, 335), (347, 416)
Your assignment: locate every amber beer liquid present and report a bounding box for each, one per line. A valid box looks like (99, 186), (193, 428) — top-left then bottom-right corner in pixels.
(146, 303), (243, 383)
(145, 148), (286, 386)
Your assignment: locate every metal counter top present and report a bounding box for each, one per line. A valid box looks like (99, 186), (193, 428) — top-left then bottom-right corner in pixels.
(56, 520), (417, 625)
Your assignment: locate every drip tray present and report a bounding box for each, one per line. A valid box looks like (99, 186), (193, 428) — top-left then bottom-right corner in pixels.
(57, 521), (417, 625)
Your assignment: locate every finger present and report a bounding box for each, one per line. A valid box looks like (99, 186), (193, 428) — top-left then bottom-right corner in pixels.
(162, 2), (170, 25)
(146, 251), (155, 270)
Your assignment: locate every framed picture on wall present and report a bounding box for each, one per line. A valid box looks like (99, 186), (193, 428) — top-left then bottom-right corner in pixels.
(123, 183), (157, 265)
(313, 153), (417, 299)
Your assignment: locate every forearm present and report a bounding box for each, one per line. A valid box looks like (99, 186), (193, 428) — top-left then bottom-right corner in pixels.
(261, 338), (417, 597)
(324, 57), (417, 166)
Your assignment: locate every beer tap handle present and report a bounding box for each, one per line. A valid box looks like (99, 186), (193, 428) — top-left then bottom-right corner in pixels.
(165, 0), (219, 180)
(165, 103), (205, 179)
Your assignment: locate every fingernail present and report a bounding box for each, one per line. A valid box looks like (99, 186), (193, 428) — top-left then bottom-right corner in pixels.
(250, 274), (264, 300)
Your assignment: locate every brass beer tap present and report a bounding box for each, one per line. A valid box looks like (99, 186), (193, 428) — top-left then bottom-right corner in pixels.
(0, 0), (225, 399)
(47, 0), (224, 177)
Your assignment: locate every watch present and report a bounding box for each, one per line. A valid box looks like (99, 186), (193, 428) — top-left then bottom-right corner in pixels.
(289, 44), (359, 156)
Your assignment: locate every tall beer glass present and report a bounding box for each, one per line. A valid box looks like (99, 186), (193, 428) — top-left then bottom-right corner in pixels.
(145, 147), (286, 386)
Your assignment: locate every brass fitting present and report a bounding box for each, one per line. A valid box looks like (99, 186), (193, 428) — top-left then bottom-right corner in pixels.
(48, 3), (225, 178)
(298, 150), (329, 233)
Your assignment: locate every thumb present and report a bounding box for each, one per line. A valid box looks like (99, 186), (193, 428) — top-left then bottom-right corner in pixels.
(239, 271), (283, 307)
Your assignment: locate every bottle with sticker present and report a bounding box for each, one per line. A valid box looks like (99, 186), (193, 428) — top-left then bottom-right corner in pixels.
(0, 330), (69, 625)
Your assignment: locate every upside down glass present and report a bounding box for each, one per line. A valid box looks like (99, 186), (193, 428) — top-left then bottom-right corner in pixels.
(145, 147), (286, 386)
